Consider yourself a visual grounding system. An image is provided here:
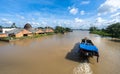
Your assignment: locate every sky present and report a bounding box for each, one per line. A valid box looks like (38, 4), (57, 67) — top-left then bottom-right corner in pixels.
(0, 0), (120, 29)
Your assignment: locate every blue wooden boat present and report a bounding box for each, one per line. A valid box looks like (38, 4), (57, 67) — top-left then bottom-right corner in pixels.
(79, 43), (99, 62)
(80, 43), (98, 53)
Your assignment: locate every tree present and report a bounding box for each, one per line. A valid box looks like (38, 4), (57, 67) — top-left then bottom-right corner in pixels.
(106, 23), (120, 38)
(24, 23), (32, 30)
(0, 25), (2, 33)
(54, 26), (65, 33)
(11, 23), (17, 28)
(0, 25), (2, 28)
(89, 26), (98, 31)
(45, 26), (53, 29)
(38, 27), (44, 29)
(65, 27), (72, 32)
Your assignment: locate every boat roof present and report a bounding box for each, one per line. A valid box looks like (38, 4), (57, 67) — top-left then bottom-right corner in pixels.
(79, 43), (98, 52)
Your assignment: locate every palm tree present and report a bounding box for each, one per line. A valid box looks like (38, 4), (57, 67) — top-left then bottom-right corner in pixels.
(11, 23), (17, 28)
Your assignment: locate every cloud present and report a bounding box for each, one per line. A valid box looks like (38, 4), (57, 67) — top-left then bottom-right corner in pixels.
(92, 17), (109, 28)
(19, 16), (25, 19)
(69, 7), (78, 15)
(96, 17), (106, 23)
(27, 21), (40, 27)
(80, 10), (85, 15)
(110, 12), (120, 23)
(98, 0), (120, 15)
(74, 18), (83, 23)
(0, 18), (13, 25)
(74, 18), (91, 29)
(16, 14), (25, 19)
(31, 18), (35, 21)
(110, 12), (120, 18)
(81, 1), (90, 5)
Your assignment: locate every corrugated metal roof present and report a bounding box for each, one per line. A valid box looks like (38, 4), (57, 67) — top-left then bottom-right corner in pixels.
(28, 28), (37, 33)
(28, 28), (44, 33)
(5, 28), (23, 34)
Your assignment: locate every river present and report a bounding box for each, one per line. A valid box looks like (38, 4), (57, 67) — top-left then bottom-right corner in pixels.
(0, 31), (120, 74)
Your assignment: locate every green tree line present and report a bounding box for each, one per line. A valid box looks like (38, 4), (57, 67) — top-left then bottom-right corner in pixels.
(89, 22), (120, 38)
(54, 26), (73, 34)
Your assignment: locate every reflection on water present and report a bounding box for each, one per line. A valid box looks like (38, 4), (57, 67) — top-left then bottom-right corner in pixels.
(66, 42), (90, 63)
(0, 31), (120, 74)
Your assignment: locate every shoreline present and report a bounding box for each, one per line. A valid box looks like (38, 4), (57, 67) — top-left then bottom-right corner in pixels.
(0, 33), (55, 42)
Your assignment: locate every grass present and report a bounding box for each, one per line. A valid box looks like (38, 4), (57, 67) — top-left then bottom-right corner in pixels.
(90, 30), (111, 37)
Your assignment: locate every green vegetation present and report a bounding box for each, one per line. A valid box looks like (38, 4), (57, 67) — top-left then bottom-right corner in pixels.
(45, 26), (53, 29)
(0, 37), (14, 42)
(24, 23), (32, 30)
(46, 32), (55, 35)
(11, 23), (17, 28)
(38, 27), (44, 29)
(89, 22), (120, 38)
(0, 25), (2, 28)
(54, 26), (72, 34)
(89, 27), (110, 36)
(106, 23), (120, 38)
(0, 37), (11, 40)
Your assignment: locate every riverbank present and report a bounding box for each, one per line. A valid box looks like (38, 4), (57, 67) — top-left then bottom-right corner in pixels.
(89, 22), (120, 38)
(90, 30), (111, 37)
(0, 32), (54, 42)
(90, 31), (120, 43)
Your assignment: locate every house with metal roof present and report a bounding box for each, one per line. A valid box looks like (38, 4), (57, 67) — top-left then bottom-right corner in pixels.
(6, 29), (32, 38)
(35, 29), (44, 34)
(28, 28), (44, 34)
(6, 28), (23, 37)
(0, 33), (7, 37)
(44, 28), (54, 33)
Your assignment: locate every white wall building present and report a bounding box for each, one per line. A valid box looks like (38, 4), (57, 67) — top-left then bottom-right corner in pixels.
(2, 28), (16, 33)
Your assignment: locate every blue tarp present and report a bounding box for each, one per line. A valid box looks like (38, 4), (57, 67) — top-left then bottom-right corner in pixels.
(79, 43), (98, 52)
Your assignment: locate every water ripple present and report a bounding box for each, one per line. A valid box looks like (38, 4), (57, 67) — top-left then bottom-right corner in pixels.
(73, 63), (93, 74)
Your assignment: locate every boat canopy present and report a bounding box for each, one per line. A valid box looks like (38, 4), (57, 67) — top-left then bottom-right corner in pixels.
(79, 43), (98, 52)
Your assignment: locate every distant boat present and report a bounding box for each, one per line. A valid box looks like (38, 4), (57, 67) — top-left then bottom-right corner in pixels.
(79, 43), (99, 62)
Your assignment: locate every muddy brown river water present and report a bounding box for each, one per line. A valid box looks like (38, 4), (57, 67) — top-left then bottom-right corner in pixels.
(0, 31), (120, 74)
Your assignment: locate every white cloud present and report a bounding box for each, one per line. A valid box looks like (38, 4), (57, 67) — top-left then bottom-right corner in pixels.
(74, 18), (91, 29)
(1, 18), (8, 21)
(31, 22), (39, 25)
(16, 14), (25, 19)
(74, 18), (83, 23)
(31, 18), (35, 21)
(98, 0), (120, 15)
(97, 13), (101, 16)
(81, 1), (90, 5)
(80, 10), (85, 15)
(27, 21), (40, 27)
(92, 17), (109, 28)
(110, 12), (120, 23)
(69, 7), (78, 15)
(1, 18), (13, 25)
(96, 17), (105, 23)
(110, 12), (120, 18)
(20, 16), (25, 19)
